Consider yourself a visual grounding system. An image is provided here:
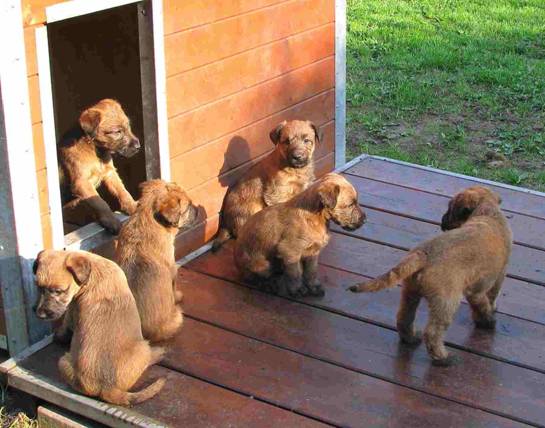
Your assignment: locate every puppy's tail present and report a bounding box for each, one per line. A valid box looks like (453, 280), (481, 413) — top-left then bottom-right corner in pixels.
(348, 250), (427, 293)
(128, 377), (166, 405)
(211, 227), (231, 252)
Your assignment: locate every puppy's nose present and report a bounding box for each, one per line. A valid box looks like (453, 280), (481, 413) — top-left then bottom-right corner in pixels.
(35, 308), (50, 319)
(292, 152), (305, 161)
(130, 138), (140, 149)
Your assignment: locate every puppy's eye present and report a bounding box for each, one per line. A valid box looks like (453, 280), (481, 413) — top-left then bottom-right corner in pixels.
(106, 130), (122, 137)
(49, 288), (64, 296)
(304, 138), (312, 144)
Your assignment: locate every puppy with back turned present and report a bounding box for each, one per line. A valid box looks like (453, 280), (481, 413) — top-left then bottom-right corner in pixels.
(59, 99), (141, 234)
(115, 179), (198, 342)
(348, 186), (512, 366)
(213, 119), (321, 251)
(235, 173), (366, 297)
(33, 250), (165, 406)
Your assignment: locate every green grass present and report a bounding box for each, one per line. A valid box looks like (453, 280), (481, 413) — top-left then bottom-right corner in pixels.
(347, 0), (545, 190)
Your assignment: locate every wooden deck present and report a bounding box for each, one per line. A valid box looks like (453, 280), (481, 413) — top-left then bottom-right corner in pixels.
(8, 156), (545, 427)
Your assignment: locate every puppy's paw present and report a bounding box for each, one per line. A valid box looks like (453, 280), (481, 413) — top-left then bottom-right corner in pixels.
(99, 215), (122, 234)
(54, 330), (72, 345)
(432, 354), (461, 367)
(400, 331), (422, 347)
(475, 317), (496, 330)
(288, 285), (308, 298)
(122, 200), (138, 215)
(306, 283), (325, 298)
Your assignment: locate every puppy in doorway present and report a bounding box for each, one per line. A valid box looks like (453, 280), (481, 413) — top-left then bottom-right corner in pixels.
(348, 186), (512, 366)
(115, 179), (198, 342)
(33, 249), (165, 406)
(235, 173), (366, 297)
(212, 120), (321, 251)
(59, 99), (141, 234)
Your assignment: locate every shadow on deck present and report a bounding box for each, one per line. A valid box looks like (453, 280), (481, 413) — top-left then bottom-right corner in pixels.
(4, 156), (545, 427)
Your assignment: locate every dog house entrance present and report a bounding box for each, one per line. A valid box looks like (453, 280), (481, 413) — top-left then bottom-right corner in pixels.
(37, 0), (167, 249)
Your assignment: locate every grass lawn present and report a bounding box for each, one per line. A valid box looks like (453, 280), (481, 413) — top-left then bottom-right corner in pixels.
(347, 0), (545, 190)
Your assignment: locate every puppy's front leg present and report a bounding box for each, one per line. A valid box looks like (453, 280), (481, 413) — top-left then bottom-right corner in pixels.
(103, 171), (137, 215)
(54, 305), (75, 344)
(73, 179), (121, 234)
(302, 256), (324, 297)
(279, 261), (305, 297)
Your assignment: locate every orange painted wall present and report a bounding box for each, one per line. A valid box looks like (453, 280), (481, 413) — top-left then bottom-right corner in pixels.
(21, 0), (337, 257)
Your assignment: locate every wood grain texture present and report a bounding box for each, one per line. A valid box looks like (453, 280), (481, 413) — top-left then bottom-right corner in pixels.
(168, 57), (334, 158)
(166, 23), (334, 118)
(164, 0), (334, 76)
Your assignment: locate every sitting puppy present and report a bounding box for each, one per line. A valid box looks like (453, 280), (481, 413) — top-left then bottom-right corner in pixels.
(212, 120), (321, 251)
(235, 173), (366, 297)
(348, 186), (512, 367)
(59, 99), (141, 234)
(33, 249), (165, 406)
(115, 180), (198, 342)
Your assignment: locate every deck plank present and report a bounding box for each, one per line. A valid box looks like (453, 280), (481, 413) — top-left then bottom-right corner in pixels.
(20, 344), (322, 427)
(162, 317), (528, 428)
(332, 208), (545, 302)
(348, 174), (545, 263)
(348, 157), (545, 220)
(188, 243), (545, 371)
(178, 268), (545, 426)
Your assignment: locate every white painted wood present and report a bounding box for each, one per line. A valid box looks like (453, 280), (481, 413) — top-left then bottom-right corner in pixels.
(46, 0), (141, 23)
(150, 0), (171, 181)
(0, 0), (50, 353)
(36, 27), (65, 250)
(334, 0), (347, 168)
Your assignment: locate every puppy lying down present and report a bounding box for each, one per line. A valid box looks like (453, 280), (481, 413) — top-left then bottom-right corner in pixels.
(33, 250), (165, 406)
(349, 186), (512, 366)
(235, 173), (366, 297)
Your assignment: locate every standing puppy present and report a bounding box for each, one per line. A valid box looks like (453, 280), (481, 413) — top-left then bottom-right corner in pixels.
(115, 180), (198, 342)
(59, 99), (141, 234)
(348, 186), (512, 366)
(33, 250), (165, 406)
(213, 120), (321, 251)
(235, 173), (366, 297)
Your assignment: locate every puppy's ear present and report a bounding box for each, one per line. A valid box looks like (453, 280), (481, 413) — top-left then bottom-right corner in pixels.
(308, 121), (323, 144)
(318, 183), (340, 209)
(154, 193), (181, 227)
(269, 120), (287, 145)
(79, 108), (102, 136)
(65, 253), (91, 285)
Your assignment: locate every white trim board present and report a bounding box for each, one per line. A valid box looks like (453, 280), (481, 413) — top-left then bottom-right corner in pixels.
(37, 0), (171, 251)
(46, 0), (141, 23)
(334, 0), (347, 169)
(0, 0), (50, 354)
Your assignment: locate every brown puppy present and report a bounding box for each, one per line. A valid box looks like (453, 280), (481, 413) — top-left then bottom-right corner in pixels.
(115, 179), (198, 342)
(59, 99), (141, 234)
(348, 186), (512, 366)
(235, 173), (366, 297)
(33, 249), (165, 406)
(213, 120), (321, 251)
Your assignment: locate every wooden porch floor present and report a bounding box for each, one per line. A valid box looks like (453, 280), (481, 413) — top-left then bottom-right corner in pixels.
(13, 157), (545, 427)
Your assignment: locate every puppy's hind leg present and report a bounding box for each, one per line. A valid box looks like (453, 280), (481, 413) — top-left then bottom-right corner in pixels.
(396, 282), (422, 346)
(424, 296), (460, 367)
(467, 290), (496, 329)
(486, 269), (506, 312)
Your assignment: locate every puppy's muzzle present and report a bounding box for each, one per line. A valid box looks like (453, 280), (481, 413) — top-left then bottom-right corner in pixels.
(117, 138), (141, 158)
(340, 209), (366, 231)
(34, 305), (55, 320)
(288, 151), (309, 168)
(440, 213), (451, 231)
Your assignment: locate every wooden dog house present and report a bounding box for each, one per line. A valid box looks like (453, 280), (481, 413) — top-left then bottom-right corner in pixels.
(0, 0), (345, 355)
